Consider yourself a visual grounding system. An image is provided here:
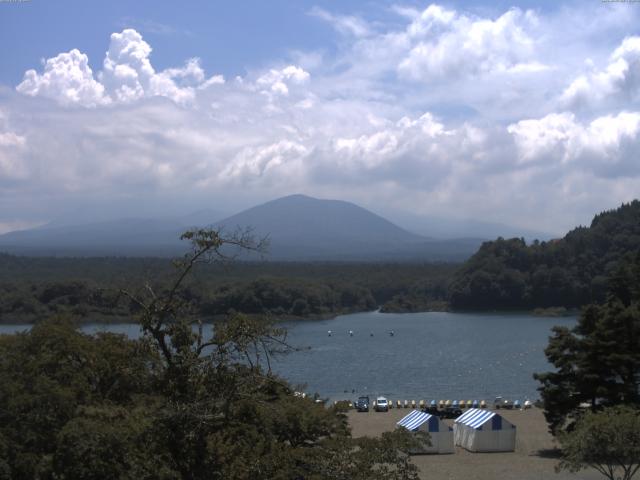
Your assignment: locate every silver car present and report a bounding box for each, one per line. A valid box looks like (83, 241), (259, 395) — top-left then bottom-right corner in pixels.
(375, 396), (389, 412)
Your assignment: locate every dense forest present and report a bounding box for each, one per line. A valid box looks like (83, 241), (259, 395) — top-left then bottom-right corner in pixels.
(448, 201), (640, 310)
(0, 255), (455, 323)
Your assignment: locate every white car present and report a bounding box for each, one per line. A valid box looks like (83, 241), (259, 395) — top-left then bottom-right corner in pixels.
(375, 397), (389, 412)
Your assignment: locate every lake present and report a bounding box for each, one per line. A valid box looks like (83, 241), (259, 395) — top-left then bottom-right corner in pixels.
(0, 310), (575, 403)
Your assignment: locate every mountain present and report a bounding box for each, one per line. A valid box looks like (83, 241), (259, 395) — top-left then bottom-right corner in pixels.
(215, 194), (482, 261)
(388, 212), (554, 242)
(0, 210), (223, 257)
(0, 195), (483, 260)
(448, 200), (640, 310)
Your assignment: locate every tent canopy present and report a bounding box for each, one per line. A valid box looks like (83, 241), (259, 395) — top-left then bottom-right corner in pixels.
(397, 410), (440, 432)
(455, 409), (500, 429)
(397, 410), (454, 454)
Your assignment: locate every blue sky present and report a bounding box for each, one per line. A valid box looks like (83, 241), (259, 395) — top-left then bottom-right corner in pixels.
(0, 0), (639, 235)
(2, 1), (337, 85)
(0, 0), (569, 86)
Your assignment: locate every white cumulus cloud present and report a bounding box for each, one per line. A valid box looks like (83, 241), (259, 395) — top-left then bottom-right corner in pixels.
(561, 36), (640, 109)
(256, 65), (310, 96)
(16, 49), (109, 107)
(101, 29), (202, 104)
(508, 111), (640, 177)
(398, 6), (541, 81)
(16, 29), (225, 107)
(221, 140), (310, 184)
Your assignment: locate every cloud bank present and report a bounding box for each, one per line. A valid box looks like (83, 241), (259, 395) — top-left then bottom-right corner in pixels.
(2, 3), (640, 234)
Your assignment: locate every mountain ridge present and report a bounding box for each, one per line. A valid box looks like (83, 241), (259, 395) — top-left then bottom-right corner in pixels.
(0, 194), (483, 260)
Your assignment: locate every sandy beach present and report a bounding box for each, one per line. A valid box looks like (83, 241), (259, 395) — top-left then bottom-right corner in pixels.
(348, 407), (603, 480)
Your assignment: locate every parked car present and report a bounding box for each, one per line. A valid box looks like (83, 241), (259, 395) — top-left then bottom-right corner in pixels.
(355, 396), (370, 412)
(426, 405), (439, 415)
(440, 406), (462, 419)
(375, 397), (389, 412)
(425, 400), (439, 415)
(494, 396), (514, 409)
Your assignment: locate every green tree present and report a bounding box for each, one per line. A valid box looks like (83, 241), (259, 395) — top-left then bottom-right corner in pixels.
(0, 317), (156, 478)
(0, 228), (421, 479)
(450, 201), (640, 310)
(119, 228), (420, 479)
(557, 406), (640, 480)
(534, 253), (640, 435)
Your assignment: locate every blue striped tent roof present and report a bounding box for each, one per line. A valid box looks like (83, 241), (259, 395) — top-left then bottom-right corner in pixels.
(454, 408), (497, 429)
(398, 411), (453, 433)
(397, 410), (432, 431)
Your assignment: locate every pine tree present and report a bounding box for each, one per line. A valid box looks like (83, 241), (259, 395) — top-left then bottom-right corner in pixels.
(534, 252), (640, 435)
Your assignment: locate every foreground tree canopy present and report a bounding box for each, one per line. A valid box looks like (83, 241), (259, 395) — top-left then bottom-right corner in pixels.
(0, 229), (421, 479)
(557, 406), (640, 480)
(534, 251), (640, 435)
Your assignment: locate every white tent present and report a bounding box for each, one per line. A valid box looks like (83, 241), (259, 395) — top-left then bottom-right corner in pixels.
(453, 408), (516, 452)
(397, 410), (454, 454)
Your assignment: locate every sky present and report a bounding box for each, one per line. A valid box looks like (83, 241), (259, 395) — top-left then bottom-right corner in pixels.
(0, 0), (639, 236)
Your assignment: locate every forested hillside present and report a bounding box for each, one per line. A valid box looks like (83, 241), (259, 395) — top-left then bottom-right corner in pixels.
(448, 201), (640, 310)
(0, 256), (455, 323)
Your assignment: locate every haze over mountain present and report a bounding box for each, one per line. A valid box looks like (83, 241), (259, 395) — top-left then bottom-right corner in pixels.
(0, 194), (490, 260)
(0, 210), (224, 257)
(388, 212), (555, 242)
(215, 194), (483, 260)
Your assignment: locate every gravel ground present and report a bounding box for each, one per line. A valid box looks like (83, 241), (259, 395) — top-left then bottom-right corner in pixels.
(347, 407), (603, 480)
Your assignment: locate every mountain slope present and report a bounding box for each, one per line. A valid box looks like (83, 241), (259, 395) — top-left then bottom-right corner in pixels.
(0, 211), (223, 257)
(0, 195), (483, 260)
(217, 194), (419, 258)
(216, 194), (481, 261)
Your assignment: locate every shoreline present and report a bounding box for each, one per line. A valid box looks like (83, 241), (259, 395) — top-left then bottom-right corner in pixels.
(0, 304), (581, 326)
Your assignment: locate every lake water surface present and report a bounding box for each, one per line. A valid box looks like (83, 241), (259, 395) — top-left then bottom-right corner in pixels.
(0, 311), (575, 403)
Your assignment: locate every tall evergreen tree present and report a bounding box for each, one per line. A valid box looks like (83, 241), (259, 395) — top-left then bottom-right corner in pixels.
(535, 252), (640, 435)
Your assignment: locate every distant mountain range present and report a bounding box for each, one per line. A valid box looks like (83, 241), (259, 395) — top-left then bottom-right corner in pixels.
(0, 194), (502, 261)
(0, 210), (222, 257)
(389, 212), (553, 242)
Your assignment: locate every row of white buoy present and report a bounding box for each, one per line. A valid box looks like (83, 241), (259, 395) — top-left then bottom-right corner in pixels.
(328, 330), (394, 337)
